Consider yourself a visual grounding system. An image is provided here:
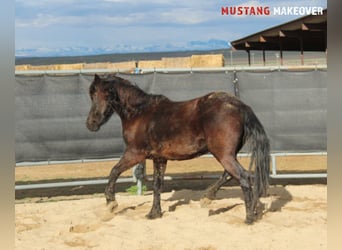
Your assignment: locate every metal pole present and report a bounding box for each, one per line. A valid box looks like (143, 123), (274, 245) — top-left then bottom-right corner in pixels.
(15, 65), (327, 76)
(247, 50), (251, 66)
(270, 173), (326, 179)
(15, 177), (134, 190)
(300, 37), (304, 65)
(15, 152), (327, 191)
(271, 154), (277, 176)
(132, 161), (146, 195)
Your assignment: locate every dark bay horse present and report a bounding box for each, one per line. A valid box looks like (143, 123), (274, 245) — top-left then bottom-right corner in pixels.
(86, 74), (270, 224)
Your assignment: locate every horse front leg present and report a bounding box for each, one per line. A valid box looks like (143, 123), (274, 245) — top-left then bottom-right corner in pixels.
(105, 151), (143, 211)
(146, 158), (167, 219)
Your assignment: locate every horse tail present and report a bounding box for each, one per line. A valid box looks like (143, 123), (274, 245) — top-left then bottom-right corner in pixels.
(243, 106), (270, 201)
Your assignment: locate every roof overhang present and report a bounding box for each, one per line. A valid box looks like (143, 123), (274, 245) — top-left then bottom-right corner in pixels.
(231, 9), (327, 52)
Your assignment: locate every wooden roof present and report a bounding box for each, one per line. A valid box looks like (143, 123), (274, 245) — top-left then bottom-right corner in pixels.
(231, 9), (327, 52)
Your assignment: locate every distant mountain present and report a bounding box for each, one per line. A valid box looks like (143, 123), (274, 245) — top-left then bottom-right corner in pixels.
(15, 47), (120, 58)
(187, 39), (229, 50)
(15, 49), (233, 66)
(15, 39), (230, 58)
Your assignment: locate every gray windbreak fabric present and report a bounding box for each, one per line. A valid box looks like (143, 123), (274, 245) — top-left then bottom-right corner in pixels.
(15, 70), (326, 163)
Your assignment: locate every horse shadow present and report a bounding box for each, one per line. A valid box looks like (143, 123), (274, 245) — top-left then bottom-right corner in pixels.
(165, 185), (293, 218)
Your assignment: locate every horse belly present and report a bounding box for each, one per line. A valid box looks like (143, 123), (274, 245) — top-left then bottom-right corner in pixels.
(149, 134), (208, 160)
(148, 100), (207, 160)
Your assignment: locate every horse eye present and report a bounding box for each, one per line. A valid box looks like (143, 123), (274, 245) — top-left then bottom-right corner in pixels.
(91, 93), (98, 101)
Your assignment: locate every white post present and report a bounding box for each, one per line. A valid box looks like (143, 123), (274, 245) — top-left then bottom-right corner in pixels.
(133, 161), (146, 195)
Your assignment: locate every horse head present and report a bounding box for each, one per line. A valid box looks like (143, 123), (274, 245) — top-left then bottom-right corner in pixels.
(86, 74), (116, 131)
(86, 73), (155, 131)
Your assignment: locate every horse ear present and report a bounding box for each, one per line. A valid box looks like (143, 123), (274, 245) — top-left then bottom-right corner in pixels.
(94, 74), (101, 84)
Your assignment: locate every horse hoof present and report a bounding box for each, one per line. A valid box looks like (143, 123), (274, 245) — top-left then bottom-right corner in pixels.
(146, 211), (162, 219)
(244, 217), (254, 225)
(107, 200), (118, 213)
(93, 203), (117, 222)
(203, 191), (216, 201)
(200, 197), (212, 208)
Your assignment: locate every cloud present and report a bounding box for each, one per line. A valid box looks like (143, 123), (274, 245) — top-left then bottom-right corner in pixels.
(254, 0), (327, 7)
(15, 0), (327, 56)
(157, 8), (216, 25)
(15, 0), (78, 7)
(16, 13), (84, 28)
(16, 1), (218, 29)
(16, 0), (327, 29)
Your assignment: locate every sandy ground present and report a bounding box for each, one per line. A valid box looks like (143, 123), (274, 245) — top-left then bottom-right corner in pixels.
(15, 156), (327, 249)
(15, 184), (327, 250)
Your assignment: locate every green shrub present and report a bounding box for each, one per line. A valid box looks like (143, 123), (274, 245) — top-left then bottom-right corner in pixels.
(125, 184), (147, 195)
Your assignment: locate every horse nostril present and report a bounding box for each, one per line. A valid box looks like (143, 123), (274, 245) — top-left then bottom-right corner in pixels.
(86, 120), (99, 131)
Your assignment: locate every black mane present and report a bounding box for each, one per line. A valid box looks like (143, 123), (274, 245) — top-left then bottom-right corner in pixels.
(99, 75), (168, 119)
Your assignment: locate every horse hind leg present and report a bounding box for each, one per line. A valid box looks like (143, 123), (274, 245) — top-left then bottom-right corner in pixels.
(200, 170), (233, 208)
(204, 170), (232, 200)
(217, 156), (255, 224)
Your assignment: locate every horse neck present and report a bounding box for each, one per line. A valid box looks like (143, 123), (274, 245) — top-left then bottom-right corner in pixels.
(113, 83), (152, 120)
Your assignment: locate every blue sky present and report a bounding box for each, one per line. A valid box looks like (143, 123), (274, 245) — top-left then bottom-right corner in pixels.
(15, 0), (327, 57)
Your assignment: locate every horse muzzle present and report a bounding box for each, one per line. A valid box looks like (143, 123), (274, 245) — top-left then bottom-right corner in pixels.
(86, 119), (101, 132)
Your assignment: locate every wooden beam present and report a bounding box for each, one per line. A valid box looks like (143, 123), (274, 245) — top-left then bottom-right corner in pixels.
(242, 41), (280, 50)
(279, 30), (322, 40)
(259, 35), (280, 43)
(279, 30), (304, 38)
(302, 23), (326, 31)
(259, 36), (266, 42)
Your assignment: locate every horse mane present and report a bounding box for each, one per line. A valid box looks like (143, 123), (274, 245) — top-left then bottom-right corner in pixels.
(96, 74), (168, 119)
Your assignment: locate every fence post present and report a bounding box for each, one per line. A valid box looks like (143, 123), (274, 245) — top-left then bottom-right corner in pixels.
(232, 71), (239, 97)
(132, 161), (146, 195)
